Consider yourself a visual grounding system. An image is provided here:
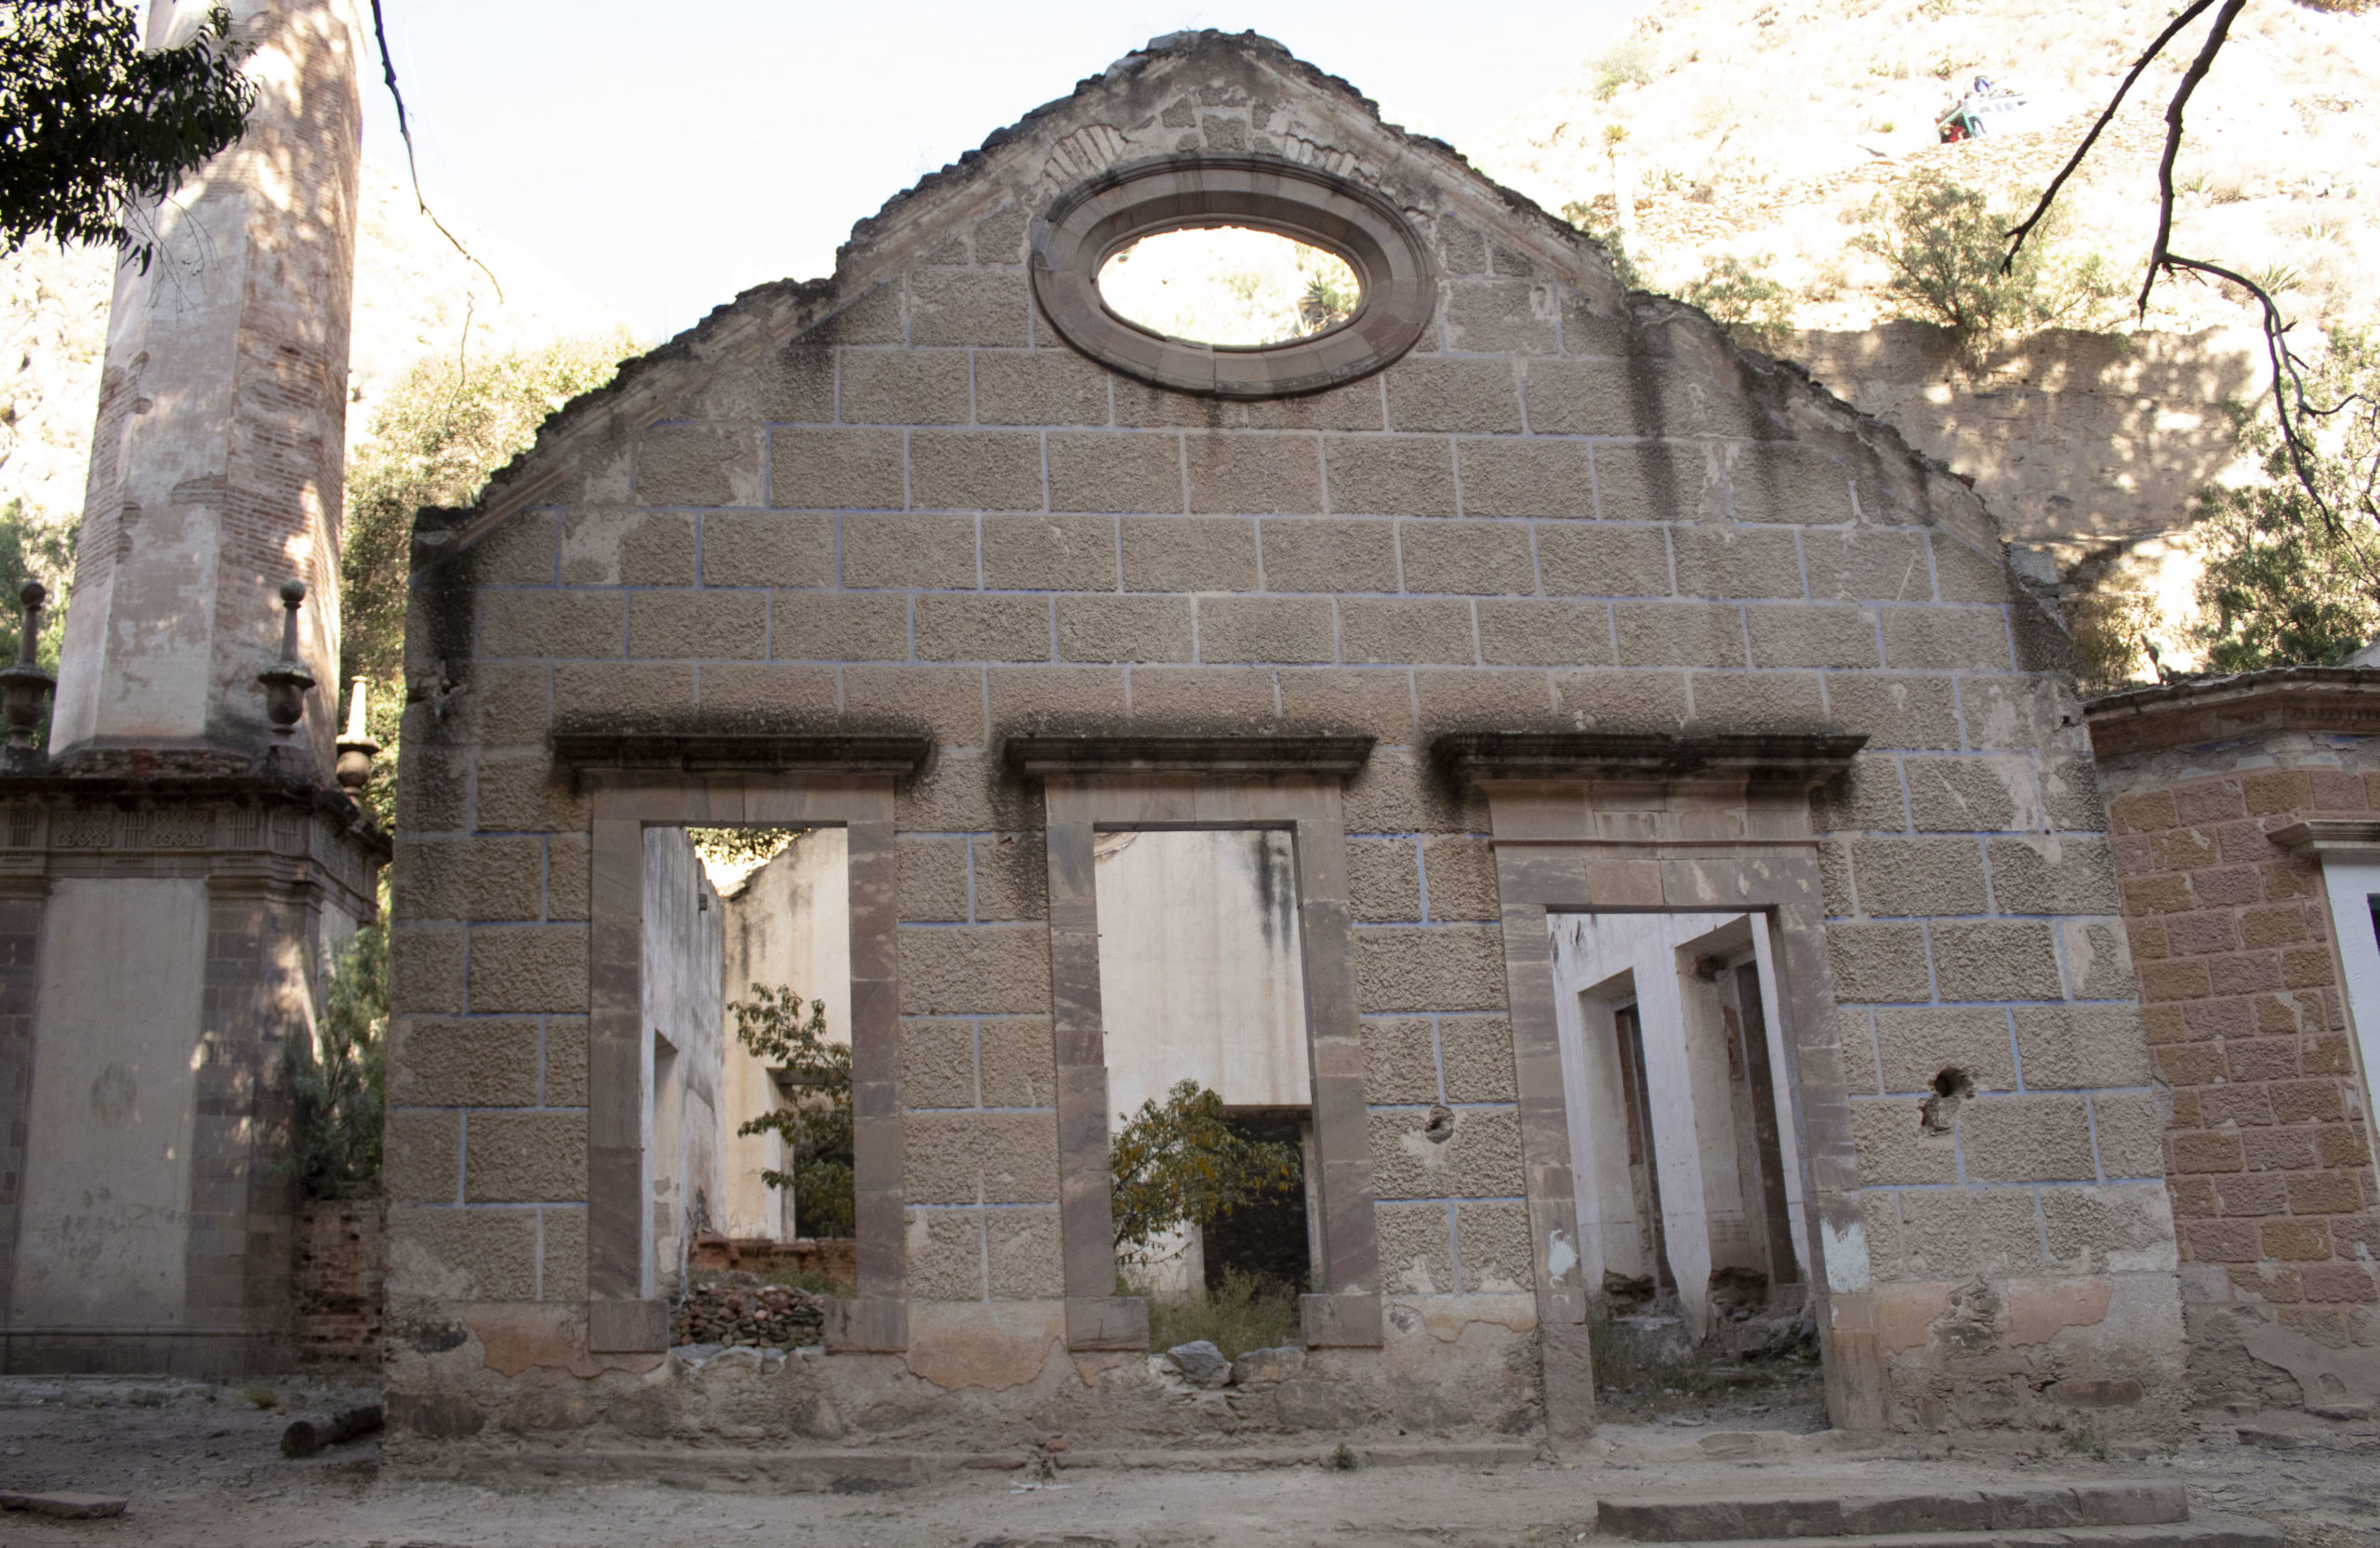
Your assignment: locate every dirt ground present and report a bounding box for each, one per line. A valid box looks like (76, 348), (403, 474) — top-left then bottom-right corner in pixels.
(3, 1373), (2376, 1548)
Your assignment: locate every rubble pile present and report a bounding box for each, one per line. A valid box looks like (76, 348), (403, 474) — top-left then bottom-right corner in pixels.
(673, 1273), (826, 1350)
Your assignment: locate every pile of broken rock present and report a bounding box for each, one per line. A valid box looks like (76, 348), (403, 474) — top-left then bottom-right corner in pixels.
(672, 1273), (826, 1350)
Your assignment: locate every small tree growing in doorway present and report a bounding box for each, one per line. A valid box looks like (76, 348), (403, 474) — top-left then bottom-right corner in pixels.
(1108, 1079), (1302, 1259)
(730, 984), (853, 1238)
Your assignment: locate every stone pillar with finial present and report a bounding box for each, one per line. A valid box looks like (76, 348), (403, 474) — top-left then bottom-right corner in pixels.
(0, 0), (382, 1379)
(336, 678), (378, 796)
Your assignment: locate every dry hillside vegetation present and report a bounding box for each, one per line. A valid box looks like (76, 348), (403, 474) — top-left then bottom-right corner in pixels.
(1474, 0), (2379, 337)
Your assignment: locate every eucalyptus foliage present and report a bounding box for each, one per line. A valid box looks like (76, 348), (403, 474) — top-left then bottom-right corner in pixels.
(730, 985), (853, 1238)
(2191, 328), (2380, 673)
(0, 2), (254, 265)
(1109, 1079), (1302, 1258)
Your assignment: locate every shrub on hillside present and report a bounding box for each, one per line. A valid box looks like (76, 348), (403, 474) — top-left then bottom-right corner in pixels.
(1678, 251), (1795, 352)
(1854, 174), (2121, 355)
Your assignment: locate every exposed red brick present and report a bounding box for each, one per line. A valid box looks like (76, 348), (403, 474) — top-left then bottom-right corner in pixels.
(2304, 1035), (2358, 1075)
(2208, 951), (2285, 997)
(2229, 1263), (2305, 1303)
(2262, 859), (2322, 900)
(2200, 1084), (2277, 1128)
(2228, 1039), (2303, 1081)
(2273, 1079), (2347, 1125)
(2112, 832), (2159, 878)
(2164, 912), (2240, 957)
(2241, 904), (2312, 949)
(2182, 997), (2256, 1040)
(2157, 1045), (2227, 1087)
(2281, 945), (2341, 990)
(2122, 874), (2196, 915)
(2153, 829), (2220, 872)
(2287, 1171), (2367, 1214)
(2109, 790), (2178, 833)
(2298, 1262), (2380, 1303)
(2172, 1131), (2245, 1173)
(2306, 766), (2370, 812)
(2175, 781), (2249, 825)
(2243, 1128), (2321, 1171)
(2169, 1087), (2207, 1129)
(2196, 866), (2265, 907)
(2315, 1122), (2373, 1169)
(2213, 1172), (2290, 1215)
(2218, 818), (2287, 865)
(2261, 1218), (2334, 1260)
(2241, 770), (2313, 815)
(2186, 1218), (2260, 1262)
(2168, 1175), (2217, 1216)
(2138, 959), (2213, 1001)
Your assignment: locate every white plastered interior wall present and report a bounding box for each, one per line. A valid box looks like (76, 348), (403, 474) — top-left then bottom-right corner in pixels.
(644, 827), (724, 1291)
(717, 829), (851, 1239)
(1094, 829), (1312, 1297)
(1547, 910), (1806, 1340)
(2308, 851), (2380, 1181)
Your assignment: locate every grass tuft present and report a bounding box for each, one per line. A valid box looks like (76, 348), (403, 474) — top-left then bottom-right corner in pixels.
(1136, 1267), (1302, 1359)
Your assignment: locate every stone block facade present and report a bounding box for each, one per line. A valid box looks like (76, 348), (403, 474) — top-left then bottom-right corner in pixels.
(2089, 672), (2380, 1415)
(379, 33), (2183, 1463)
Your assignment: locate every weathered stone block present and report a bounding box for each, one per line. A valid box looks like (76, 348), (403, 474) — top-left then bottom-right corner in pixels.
(841, 512), (980, 589)
(983, 514), (1119, 591)
(1475, 600), (1614, 667)
(969, 833), (1046, 922)
(1850, 1096), (1955, 1184)
(843, 664), (986, 743)
(910, 430), (1045, 512)
(1120, 516), (1258, 591)
(561, 510), (695, 586)
(2039, 1184), (2175, 1275)
(1127, 666), (1277, 727)
(383, 1109), (461, 1202)
(470, 513), (558, 584)
(1801, 527), (1929, 603)
(1828, 921), (1933, 1003)
(1355, 924), (1506, 1012)
(1347, 838), (1422, 923)
(1535, 523), (1672, 598)
(639, 423), (760, 507)
(628, 590), (767, 659)
(974, 350), (1112, 426)
(1746, 603), (1880, 668)
(1897, 1186), (2044, 1277)
(1399, 520), (1536, 595)
(1278, 667), (1417, 741)
(1852, 837), (1990, 919)
(390, 924), (466, 1013)
(1362, 1017), (1438, 1102)
(1723, 443), (1856, 524)
(1671, 528), (1805, 600)
(543, 1019), (588, 1106)
(898, 924), (1051, 1014)
(1929, 536), (2010, 603)
(1456, 1201), (1533, 1292)
(1344, 748), (1489, 832)
(465, 1113), (588, 1203)
(1518, 358), (1635, 436)
(1811, 755), (1910, 837)
(1417, 668), (1555, 729)
(1325, 437), (1457, 516)
(551, 663), (697, 721)
(1988, 836), (2118, 913)
(2091, 1092), (2167, 1180)
(1047, 432), (1184, 513)
(1905, 756), (2033, 832)
(899, 837), (972, 924)
(810, 282), (905, 346)
(1826, 674), (1963, 750)
(905, 1111), (1061, 1204)
(1186, 433), (1322, 513)
(1115, 377), (1384, 431)
(1440, 1015), (1518, 1101)
(1455, 439), (1594, 519)
(1262, 518), (1399, 594)
(540, 1207), (587, 1301)
(449, 663), (552, 748)
(469, 927), (588, 1013)
(1442, 278), (1555, 355)
(1197, 597), (1335, 663)
(973, 1016), (1055, 1108)
(839, 351), (971, 426)
(914, 594), (1051, 663)
(391, 1018), (542, 1106)
(906, 1209), (984, 1300)
(907, 268), (1030, 347)
(1962, 1094), (2096, 1182)
(1385, 359), (1522, 433)
(1554, 668), (1691, 733)
(386, 1206), (536, 1303)
(767, 592), (909, 662)
(1341, 599), (1475, 665)
(1872, 1005), (2016, 1093)
(987, 665), (1129, 732)
(900, 1017), (977, 1106)
(1057, 594), (1191, 662)
(479, 591), (624, 660)
(1931, 920), (2064, 1001)
(702, 511), (835, 587)
(1595, 443), (1723, 523)
(770, 427), (905, 510)
(1880, 607), (2014, 671)
(986, 1208), (1065, 1298)
(394, 837), (544, 923)
(1419, 836), (1500, 922)
(1375, 1200), (1455, 1294)
(1686, 670), (1824, 732)
(1615, 602), (1747, 668)
(1368, 1106), (1525, 1197)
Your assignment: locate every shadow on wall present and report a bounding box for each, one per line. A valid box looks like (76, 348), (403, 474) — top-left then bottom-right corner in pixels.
(1793, 322), (2262, 549)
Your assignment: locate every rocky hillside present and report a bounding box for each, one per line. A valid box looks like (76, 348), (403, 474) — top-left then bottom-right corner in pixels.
(1474, 0), (2376, 335)
(0, 159), (628, 535)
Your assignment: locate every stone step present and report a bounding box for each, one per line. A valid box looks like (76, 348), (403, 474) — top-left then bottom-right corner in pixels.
(1606, 1519), (2281, 1548)
(1598, 1483), (2189, 1542)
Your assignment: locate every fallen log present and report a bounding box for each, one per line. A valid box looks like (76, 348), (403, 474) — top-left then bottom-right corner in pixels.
(0, 1491), (128, 1519)
(280, 1402), (385, 1458)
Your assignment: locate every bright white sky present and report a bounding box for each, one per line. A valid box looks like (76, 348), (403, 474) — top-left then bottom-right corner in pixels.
(358, 1), (1644, 341)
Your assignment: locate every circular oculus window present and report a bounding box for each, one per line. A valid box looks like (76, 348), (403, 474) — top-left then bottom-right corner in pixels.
(1030, 155), (1438, 400)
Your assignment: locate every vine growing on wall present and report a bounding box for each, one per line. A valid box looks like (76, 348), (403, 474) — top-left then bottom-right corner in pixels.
(280, 923), (388, 1198)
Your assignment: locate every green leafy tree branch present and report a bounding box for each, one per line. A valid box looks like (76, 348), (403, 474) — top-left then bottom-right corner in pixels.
(729, 985), (853, 1238)
(1109, 1079), (1302, 1260)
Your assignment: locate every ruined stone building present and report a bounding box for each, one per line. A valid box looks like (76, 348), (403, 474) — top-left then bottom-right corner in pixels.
(377, 31), (2208, 1458)
(7, 4), (2377, 1459)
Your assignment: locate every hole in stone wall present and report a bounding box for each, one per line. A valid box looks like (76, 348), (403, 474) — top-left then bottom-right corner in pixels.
(1097, 226), (1361, 348)
(1918, 1065), (1974, 1136)
(1423, 1104), (1456, 1144)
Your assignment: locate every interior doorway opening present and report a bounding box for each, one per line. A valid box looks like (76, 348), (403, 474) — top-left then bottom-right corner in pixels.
(1549, 909), (1819, 1417)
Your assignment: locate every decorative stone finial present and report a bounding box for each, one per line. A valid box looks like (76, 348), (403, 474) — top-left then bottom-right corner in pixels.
(0, 579), (56, 773)
(257, 578), (315, 756)
(335, 677), (378, 794)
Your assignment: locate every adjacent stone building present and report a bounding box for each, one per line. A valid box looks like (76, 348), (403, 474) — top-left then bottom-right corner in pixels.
(377, 32), (2188, 1462)
(2089, 669), (2380, 1417)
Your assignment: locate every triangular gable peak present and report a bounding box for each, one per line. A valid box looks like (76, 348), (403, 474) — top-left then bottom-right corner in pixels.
(420, 32), (2017, 583)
